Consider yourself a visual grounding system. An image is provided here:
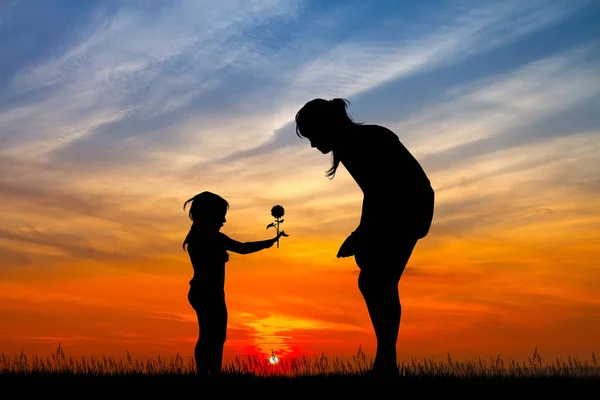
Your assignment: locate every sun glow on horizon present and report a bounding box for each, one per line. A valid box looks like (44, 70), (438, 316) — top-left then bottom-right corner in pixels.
(269, 350), (279, 365)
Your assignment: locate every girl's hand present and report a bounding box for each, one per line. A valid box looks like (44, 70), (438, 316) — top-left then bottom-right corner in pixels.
(265, 231), (288, 248)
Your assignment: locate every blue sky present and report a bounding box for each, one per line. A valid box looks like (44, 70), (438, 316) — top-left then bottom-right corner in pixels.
(1, 0), (600, 265)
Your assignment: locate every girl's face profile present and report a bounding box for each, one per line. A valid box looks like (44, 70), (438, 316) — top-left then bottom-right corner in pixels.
(199, 205), (227, 232)
(212, 208), (227, 231)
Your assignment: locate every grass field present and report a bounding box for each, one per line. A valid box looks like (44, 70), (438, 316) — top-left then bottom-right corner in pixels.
(1, 344), (598, 391)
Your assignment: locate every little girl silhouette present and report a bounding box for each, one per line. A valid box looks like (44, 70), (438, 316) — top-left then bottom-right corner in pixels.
(182, 191), (288, 378)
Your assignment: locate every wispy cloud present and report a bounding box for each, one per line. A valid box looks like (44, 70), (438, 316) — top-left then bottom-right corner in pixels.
(283, 0), (586, 103)
(429, 130), (600, 237)
(200, 0), (590, 165)
(397, 41), (600, 160)
(1, 0), (586, 174)
(1, 0), (302, 163)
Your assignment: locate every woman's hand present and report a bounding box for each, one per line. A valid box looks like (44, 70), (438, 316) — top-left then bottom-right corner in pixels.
(337, 232), (357, 258)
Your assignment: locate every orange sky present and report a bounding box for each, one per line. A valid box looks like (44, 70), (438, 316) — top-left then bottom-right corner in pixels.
(2, 152), (599, 365)
(1, 0), (599, 368)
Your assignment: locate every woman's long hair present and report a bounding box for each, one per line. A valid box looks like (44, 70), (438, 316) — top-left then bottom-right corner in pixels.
(182, 191), (229, 251)
(295, 98), (361, 178)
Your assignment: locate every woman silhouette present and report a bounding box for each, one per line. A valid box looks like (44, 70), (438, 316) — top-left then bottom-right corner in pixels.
(295, 98), (434, 378)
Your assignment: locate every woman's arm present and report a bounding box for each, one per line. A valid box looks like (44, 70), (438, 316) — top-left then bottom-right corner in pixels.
(223, 232), (287, 255)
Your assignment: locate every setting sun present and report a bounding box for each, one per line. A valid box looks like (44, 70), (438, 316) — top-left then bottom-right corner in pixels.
(269, 350), (279, 365)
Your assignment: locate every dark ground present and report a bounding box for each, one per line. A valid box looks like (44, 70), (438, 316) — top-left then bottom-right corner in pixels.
(1, 373), (598, 395)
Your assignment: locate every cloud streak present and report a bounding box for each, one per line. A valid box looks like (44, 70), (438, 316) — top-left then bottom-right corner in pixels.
(195, 0), (591, 165)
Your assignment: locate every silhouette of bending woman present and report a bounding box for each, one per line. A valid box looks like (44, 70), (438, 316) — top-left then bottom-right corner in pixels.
(182, 191), (287, 378)
(295, 98), (434, 377)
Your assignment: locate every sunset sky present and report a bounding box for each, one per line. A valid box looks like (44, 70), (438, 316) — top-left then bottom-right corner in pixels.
(1, 0), (599, 366)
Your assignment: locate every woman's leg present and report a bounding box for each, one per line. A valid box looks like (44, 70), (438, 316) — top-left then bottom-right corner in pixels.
(358, 271), (399, 372)
(356, 238), (417, 375)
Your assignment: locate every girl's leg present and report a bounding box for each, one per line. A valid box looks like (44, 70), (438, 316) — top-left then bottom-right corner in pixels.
(207, 296), (228, 377)
(189, 287), (209, 378)
(208, 343), (224, 377)
(194, 312), (210, 378)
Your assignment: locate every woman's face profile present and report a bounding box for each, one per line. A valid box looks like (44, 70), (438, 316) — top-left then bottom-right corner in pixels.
(302, 122), (335, 154)
(308, 134), (333, 154)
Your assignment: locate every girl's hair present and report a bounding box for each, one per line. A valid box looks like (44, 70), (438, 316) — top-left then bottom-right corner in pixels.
(295, 98), (361, 179)
(182, 191), (229, 251)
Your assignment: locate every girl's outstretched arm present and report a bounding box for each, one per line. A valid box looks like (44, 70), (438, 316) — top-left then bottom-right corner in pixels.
(225, 231), (288, 254)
